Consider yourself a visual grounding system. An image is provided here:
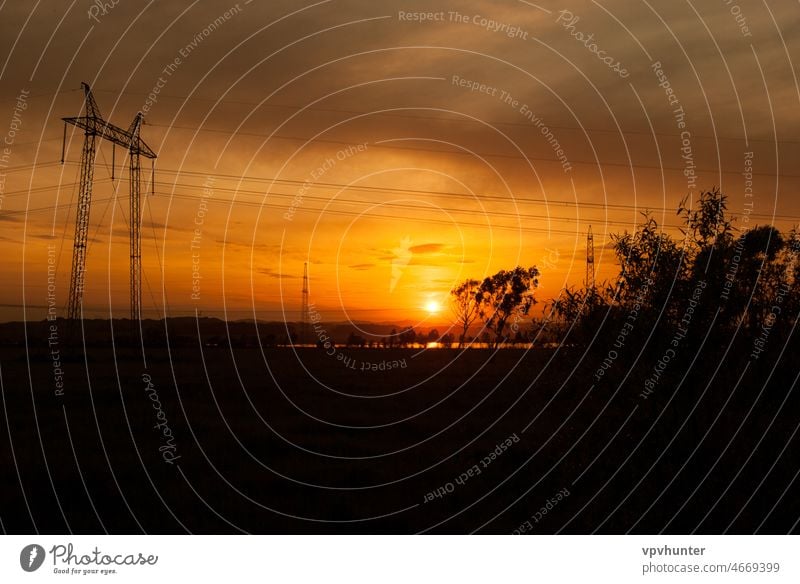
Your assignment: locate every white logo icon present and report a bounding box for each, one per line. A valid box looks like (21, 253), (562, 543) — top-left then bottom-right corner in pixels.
(390, 236), (413, 292)
(20, 544), (45, 572)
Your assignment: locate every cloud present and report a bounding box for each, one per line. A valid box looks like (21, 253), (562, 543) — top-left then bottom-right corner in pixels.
(349, 263), (374, 270)
(258, 268), (297, 279)
(409, 243), (446, 254)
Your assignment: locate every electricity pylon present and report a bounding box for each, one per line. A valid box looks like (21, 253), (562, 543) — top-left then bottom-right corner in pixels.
(62, 82), (156, 323)
(127, 113), (145, 323)
(301, 262), (309, 344)
(585, 225), (595, 290)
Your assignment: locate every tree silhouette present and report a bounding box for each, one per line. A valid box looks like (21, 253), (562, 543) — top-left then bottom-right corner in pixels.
(399, 326), (416, 347)
(550, 188), (800, 362)
(611, 213), (687, 320)
(678, 187), (733, 250)
(447, 188), (800, 361)
(550, 284), (612, 347)
(476, 266), (539, 348)
(450, 278), (481, 348)
(732, 225), (786, 334)
(346, 332), (366, 347)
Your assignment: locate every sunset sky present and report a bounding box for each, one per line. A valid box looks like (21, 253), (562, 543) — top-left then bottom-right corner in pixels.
(1, 0), (799, 325)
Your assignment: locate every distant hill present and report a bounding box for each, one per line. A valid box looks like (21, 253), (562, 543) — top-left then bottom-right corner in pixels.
(0, 317), (447, 347)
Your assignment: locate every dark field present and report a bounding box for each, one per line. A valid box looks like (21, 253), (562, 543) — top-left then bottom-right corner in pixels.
(1, 329), (799, 534)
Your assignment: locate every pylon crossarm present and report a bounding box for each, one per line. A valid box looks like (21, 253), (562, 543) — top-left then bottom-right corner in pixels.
(62, 116), (156, 158)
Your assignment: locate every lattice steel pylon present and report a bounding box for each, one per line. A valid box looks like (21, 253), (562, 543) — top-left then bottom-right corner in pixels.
(585, 225), (595, 290)
(301, 262), (309, 344)
(62, 82), (156, 322)
(64, 109), (97, 321)
(127, 113), (144, 322)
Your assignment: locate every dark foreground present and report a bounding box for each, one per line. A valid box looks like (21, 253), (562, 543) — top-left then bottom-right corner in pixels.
(1, 327), (798, 534)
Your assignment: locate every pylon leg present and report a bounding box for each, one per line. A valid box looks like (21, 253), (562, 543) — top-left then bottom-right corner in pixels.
(301, 262), (309, 344)
(66, 131), (96, 321)
(129, 150), (141, 323)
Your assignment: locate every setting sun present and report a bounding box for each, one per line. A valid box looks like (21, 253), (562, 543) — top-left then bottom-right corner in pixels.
(425, 300), (441, 314)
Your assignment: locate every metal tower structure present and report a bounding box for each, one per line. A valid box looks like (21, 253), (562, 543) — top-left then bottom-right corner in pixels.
(585, 225), (595, 290)
(301, 262), (309, 344)
(64, 92), (98, 321)
(62, 82), (156, 322)
(127, 113), (144, 323)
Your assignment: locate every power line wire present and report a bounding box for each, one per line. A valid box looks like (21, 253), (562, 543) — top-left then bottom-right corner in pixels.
(92, 88), (800, 146)
(147, 172), (800, 223)
(145, 123), (800, 178)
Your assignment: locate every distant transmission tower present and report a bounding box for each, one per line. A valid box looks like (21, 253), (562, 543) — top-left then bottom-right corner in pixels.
(585, 225), (595, 290)
(301, 262), (309, 344)
(62, 82), (156, 323)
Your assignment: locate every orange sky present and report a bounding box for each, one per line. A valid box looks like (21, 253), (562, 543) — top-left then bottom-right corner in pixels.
(1, 0), (799, 325)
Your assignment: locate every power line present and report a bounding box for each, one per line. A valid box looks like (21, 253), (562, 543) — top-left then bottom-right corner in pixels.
(8, 150), (800, 231)
(30, 159), (800, 219)
(145, 123), (800, 178)
(144, 169), (800, 221)
(150, 180), (682, 230)
(7, 180), (798, 237)
(0, 160), (64, 174)
(154, 190), (683, 236)
(93, 88), (800, 146)
(0, 179), (110, 199)
(24, 119), (796, 180)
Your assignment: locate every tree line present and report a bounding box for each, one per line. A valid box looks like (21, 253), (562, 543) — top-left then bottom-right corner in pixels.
(549, 188), (799, 355)
(450, 188), (800, 356)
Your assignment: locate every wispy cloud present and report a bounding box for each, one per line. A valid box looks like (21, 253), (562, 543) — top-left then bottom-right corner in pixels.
(258, 267), (297, 279)
(409, 243), (446, 254)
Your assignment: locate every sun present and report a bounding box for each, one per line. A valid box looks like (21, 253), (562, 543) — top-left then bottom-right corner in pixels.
(424, 300), (441, 314)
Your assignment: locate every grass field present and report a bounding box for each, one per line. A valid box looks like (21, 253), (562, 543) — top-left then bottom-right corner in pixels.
(1, 336), (798, 534)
